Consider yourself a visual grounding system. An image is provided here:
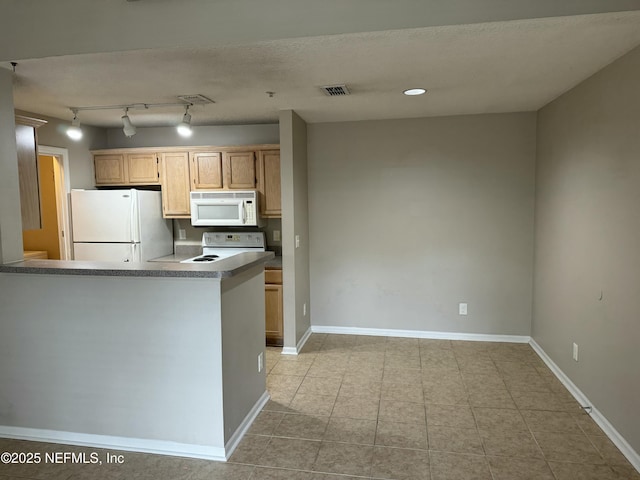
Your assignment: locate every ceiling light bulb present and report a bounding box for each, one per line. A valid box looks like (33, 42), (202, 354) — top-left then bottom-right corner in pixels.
(177, 107), (193, 137)
(403, 88), (427, 96)
(66, 113), (83, 141)
(121, 110), (137, 137)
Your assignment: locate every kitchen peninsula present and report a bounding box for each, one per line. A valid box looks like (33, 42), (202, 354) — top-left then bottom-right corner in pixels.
(0, 251), (274, 461)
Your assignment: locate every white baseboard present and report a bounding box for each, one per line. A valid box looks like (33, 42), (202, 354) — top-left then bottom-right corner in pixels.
(311, 325), (531, 344)
(0, 391), (272, 463)
(223, 390), (270, 460)
(0, 426), (226, 461)
(530, 339), (640, 472)
(281, 325), (313, 355)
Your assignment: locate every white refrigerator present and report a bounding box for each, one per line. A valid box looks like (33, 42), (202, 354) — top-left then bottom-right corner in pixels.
(71, 189), (173, 262)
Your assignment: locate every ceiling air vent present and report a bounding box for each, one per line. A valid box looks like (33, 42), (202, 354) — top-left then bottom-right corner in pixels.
(177, 94), (215, 105)
(320, 84), (350, 96)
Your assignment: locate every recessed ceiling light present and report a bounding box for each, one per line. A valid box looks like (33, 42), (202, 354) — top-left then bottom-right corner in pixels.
(403, 88), (427, 96)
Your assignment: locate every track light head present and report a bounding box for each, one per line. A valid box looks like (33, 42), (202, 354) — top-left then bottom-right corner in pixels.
(121, 108), (137, 137)
(66, 109), (83, 141)
(177, 105), (193, 138)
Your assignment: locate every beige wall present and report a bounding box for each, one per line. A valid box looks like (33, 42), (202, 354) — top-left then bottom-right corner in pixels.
(280, 110), (311, 349)
(307, 113), (536, 335)
(106, 124), (279, 149)
(533, 46), (640, 453)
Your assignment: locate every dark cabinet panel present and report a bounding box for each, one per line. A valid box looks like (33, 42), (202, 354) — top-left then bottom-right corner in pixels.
(15, 116), (47, 230)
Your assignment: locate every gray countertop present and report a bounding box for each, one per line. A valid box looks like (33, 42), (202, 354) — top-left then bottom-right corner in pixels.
(265, 255), (282, 269)
(0, 251), (274, 279)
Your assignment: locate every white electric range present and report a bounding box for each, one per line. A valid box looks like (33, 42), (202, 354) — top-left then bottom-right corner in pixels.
(180, 231), (266, 263)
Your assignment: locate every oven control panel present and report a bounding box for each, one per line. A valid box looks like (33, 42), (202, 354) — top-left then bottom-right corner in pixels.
(202, 232), (265, 248)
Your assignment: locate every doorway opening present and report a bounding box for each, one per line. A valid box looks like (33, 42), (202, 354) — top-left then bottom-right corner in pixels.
(22, 146), (71, 260)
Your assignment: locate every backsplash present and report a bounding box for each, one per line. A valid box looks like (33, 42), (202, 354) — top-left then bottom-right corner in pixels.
(172, 218), (282, 254)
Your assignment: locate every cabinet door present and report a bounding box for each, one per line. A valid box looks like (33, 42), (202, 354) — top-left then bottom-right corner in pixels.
(126, 153), (160, 184)
(94, 154), (127, 185)
(160, 152), (191, 217)
(265, 283), (283, 346)
(190, 152), (223, 189)
(15, 115), (46, 230)
(16, 124), (42, 229)
(257, 150), (281, 217)
(224, 151), (256, 189)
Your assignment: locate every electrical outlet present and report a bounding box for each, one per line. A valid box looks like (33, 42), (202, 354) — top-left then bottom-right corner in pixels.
(573, 343), (579, 362)
(178, 229), (186, 240)
(257, 352), (264, 372)
(459, 303), (468, 315)
(303, 303), (307, 316)
(295, 235), (300, 248)
(273, 230), (281, 242)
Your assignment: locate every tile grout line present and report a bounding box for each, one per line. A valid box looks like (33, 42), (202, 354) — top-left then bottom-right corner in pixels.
(418, 341), (436, 480)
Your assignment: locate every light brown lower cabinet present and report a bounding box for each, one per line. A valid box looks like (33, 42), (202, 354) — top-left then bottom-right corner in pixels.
(265, 268), (283, 346)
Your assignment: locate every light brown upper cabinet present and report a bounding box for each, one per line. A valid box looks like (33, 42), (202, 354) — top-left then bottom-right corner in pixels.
(223, 151), (257, 189)
(190, 152), (223, 190)
(15, 115), (47, 230)
(126, 153), (160, 185)
(257, 149), (281, 218)
(94, 154), (127, 185)
(161, 151), (230, 218)
(95, 153), (160, 186)
(160, 152), (191, 218)
(93, 144), (279, 218)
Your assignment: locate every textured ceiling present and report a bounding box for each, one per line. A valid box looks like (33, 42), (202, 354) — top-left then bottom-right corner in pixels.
(10, 12), (640, 128)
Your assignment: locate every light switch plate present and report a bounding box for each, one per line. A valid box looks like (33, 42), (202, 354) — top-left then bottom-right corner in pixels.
(459, 303), (468, 315)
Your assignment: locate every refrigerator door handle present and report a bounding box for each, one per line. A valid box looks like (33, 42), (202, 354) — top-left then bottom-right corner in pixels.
(132, 243), (141, 262)
(130, 190), (137, 241)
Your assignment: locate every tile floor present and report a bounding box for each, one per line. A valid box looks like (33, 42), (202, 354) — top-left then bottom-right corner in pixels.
(0, 333), (638, 480)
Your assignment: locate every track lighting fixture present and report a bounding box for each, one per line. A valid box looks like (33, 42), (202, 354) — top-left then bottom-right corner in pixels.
(66, 109), (83, 141)
(176, 105), (193, 138)
(66, 100), (205, 139)
(121, 108), (137, 137)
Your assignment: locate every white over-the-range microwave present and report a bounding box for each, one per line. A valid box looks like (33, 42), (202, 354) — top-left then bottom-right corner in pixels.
(190, 190), (264, 227)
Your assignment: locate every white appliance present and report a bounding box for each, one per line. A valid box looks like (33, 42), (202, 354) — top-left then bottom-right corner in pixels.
(71, 189), (173, 262)
(181, 231), (266, 263)
(190, 190), (263, 227)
